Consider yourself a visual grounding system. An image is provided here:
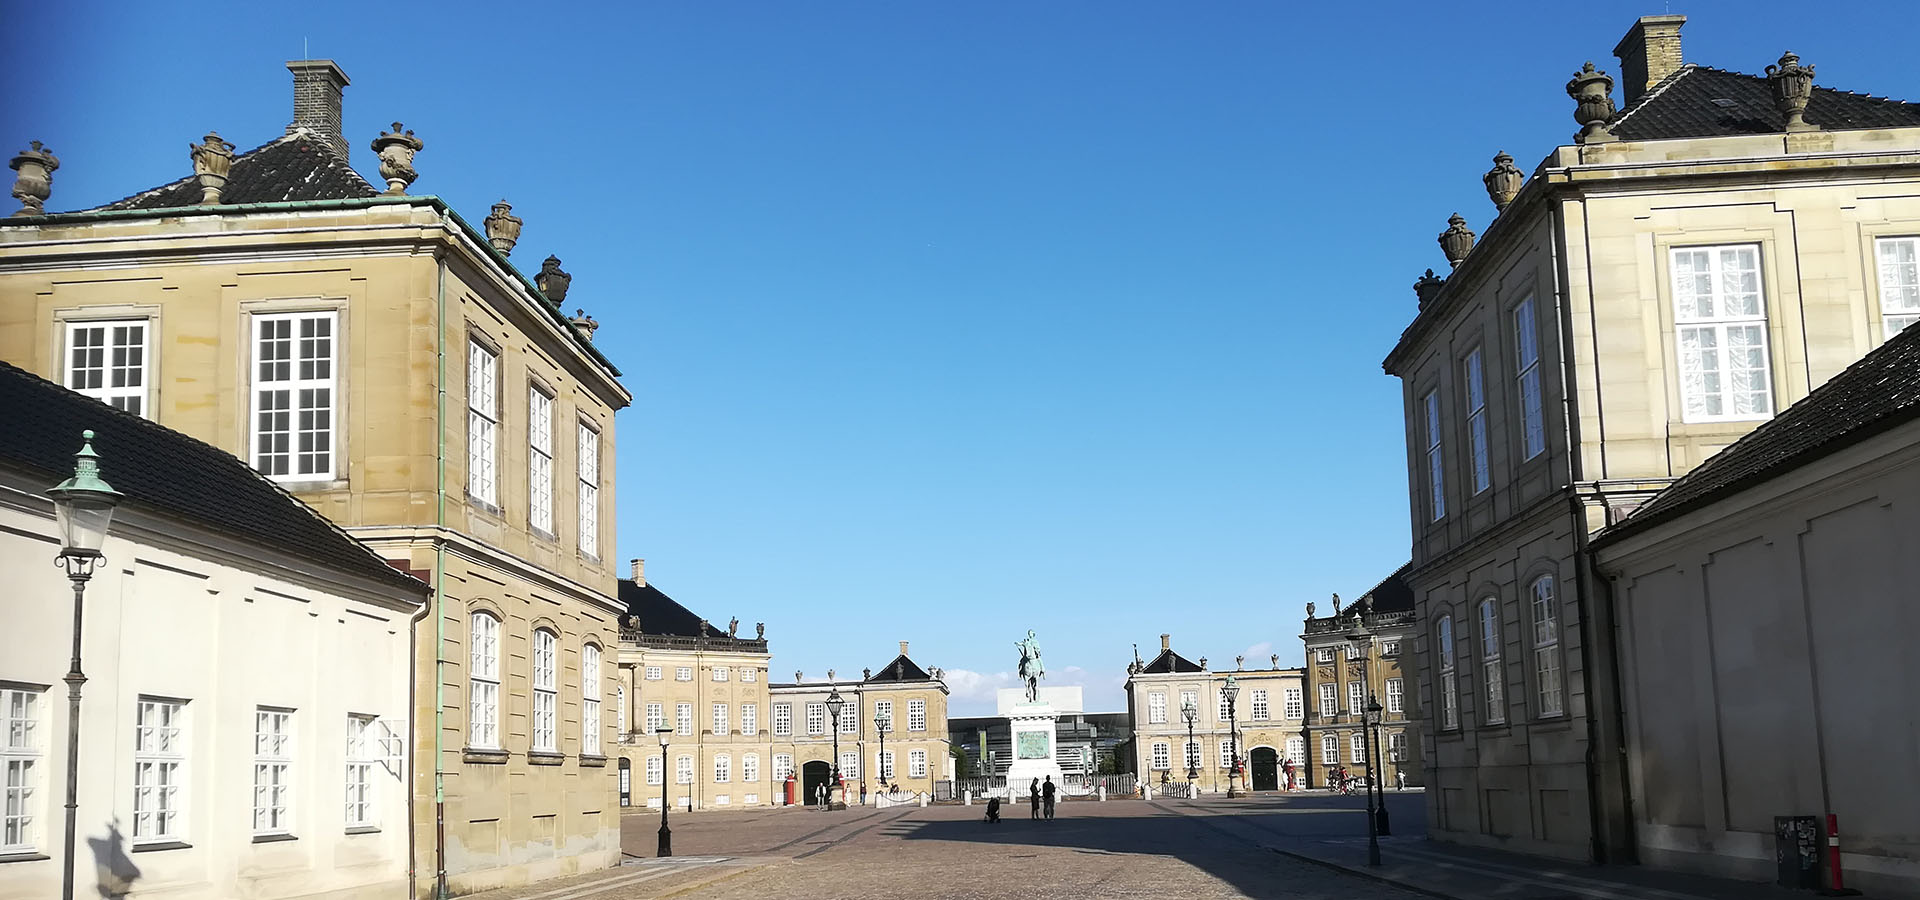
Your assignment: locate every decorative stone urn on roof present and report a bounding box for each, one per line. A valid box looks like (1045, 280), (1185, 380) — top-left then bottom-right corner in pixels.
(9, 141), (59, 217)
(569, 309), (599, 342)
(189, 131), (235, 205)
(535, 256), (571, 306)
(1438, 214), (1476, 268)
(1566, 62), (1619, 144)
(1414, 268), (1446, 309)
(484, 200), (522, 255)
(1483, 151), (1524, 211)
(1766, 51), (1819, 132)
(370, 122), (423, 195)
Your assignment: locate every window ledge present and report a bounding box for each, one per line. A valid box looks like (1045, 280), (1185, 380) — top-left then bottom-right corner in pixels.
(463, 747), (509, 765)
(579, 754), (608, 767)
(345, 826), (381, 836)
(131, 841), (192, 853)
(0, 852), (50, 865)
(252, 833), (298, 844)
(467, 495), (504, 518)
(276, 477), (350, 493)
(529, 751), (566, 766)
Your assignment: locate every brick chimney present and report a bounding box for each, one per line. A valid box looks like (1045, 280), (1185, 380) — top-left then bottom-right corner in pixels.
(1613, 15), (1685, 106)
(1160, 633), (1171, 652)
(629, 558), (645, 585)
(285, 60), (351, 159)
(899, 641), (910, 656)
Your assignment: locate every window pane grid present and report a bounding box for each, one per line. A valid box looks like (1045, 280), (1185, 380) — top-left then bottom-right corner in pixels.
(529, 387), (554, 532)
(345, 715), (375, 829)
(467, 341), (498, 504)
(2, 690), (41, 852)
(1480, 598), (1505, 724)
(1425, 391), (1445, 520)
(577, 424), (600, 558)
(1876, 237), (1920, 339)
(1515, 298), (1546, 459)
(1532, 577), (1564, 717)
(582, 645), (601, 752)
(469, 614), (501, 748)
(65, 320), (148, 415)
(133, 699), (185, 842)
(1672, 246), (1772, 421)
(1466, 349), (1490, 493)
(252, 312), (336, 479)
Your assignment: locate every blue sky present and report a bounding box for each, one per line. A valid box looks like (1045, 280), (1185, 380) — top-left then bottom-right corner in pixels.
(8, 0), (1913, 714)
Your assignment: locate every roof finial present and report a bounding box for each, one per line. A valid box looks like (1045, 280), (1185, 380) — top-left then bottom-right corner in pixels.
(370, 122), (422, 195)
(10, 141), (59, 217)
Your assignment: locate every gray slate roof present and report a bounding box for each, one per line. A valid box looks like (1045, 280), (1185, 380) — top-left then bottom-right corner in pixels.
(82, 131), (380, 213)
(1596, 324), (1920, 544)
(1610, 65), (1920, 141)
(0, 361), (429, 596)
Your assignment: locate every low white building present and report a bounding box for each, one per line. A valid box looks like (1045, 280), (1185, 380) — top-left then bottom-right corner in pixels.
(0, 361), (430, 900)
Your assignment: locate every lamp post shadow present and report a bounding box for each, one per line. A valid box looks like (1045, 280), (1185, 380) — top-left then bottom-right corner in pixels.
(85, 819), (141, 899)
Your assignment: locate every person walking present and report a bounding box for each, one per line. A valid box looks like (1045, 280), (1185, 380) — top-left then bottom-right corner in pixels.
(1396, 770), (1407, 791)
(1042, 776), (1057, 820)
(1029, 779), (1041, 819)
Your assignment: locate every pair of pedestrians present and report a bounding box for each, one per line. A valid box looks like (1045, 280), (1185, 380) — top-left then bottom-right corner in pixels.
(1028, 776), (1057, 820)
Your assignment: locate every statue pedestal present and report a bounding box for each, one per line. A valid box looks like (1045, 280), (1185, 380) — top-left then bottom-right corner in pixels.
(1005, 700), (1065, 804)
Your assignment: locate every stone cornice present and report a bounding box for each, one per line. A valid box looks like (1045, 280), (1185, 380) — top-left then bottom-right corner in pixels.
(345, 524), (622, 617)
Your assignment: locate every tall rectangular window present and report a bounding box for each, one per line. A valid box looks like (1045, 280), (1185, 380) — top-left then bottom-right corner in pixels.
(1672, 245), (1771, 421)
(532, 630), (557, 752)
(741, 703), (758, 736)
(528, 386), (554, 533)
(1437, 616), (1459, 730)
(1282, 687), (1302, 719)
(711, 704), (728, 735)
(773, 755), (793, 781)
(839, 700), (858, 734)
(1250, 690), (1269, 721)
(1320, 734), (1338, 764)
(909, 749), (927, 779)
(874, 700), (893, 731)
(468, 613), (500, 748)
(344, 714), (376, 830)
(2, 689), (41, 852)
(1465, 348), (1490, 493)
(676, 755), (693, 784)
(616, 684), (626, 735)
(582, 644), (602, 753)
(1151, 742), (1170, 770)
(252, 311), (336, 480)
(1424, 390), (1445, 520)
(908, 699), (926, 732)
(1386, 678), (1404, 714)
(64, 320), (148, 415)
(1350, 733), (1366, 764)
(806, 703), (825, 735)
(714, 754), (731, 783)
(878, 750), (894, 781)
(1179, 690), (1197, 716)
(1480, 597), (1505, 724)
(676, 703), (693, 736)
(645, 755), (662, 785)
(1147, 692), (1166, 724)
(743, 754), (760, 784)
(1218, 691), (1232, 720)
(253, 708), (294, 836)
(1389, 732), (1408, 763)
(1318, 683), (1337, 717)
(774, 703), (792, 736)
(841, 751), (859, 779)
(1348, 681), (1364, 716)
(1514, 297), (1546, 460)
(1531, 576), (1565, 718)
(467, 340), (498, 505)
(1286, 736), (1304, 765)
(645, 703), (664, 734)
(1875, 237), (1920, 338)
(1184, 740), (1201, 772)
(132, 698), (185, 843)
(577, 423), (600, 558)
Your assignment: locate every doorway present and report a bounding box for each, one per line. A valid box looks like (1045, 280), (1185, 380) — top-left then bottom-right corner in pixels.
(1250, 747), (1279, 791)
(618, 758), (631, 807)
(802, 760), (832, 805)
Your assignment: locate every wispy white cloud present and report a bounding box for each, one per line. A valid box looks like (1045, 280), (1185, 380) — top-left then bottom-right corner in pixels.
(941, 669), (1017, 706)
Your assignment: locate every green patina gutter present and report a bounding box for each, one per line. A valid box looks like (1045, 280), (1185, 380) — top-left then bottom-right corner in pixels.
(432, 257), (450, 899)
(7, 195), (623, 378)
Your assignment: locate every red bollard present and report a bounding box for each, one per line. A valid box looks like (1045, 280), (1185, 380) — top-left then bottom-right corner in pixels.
(1824, 814), (1862, 896)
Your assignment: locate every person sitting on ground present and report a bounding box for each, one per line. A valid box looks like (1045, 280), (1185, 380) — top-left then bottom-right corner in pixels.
(985, 796), (1001, 823)
(1042, 776), (1057, 820)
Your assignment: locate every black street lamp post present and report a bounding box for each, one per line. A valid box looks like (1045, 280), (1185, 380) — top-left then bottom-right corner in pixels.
(875, 714), (890, 790)
(1180, 699), (1197, 786)
(826, 687), (846, 810)
(656, 727), (673, 857)
(1361, 698), (1382, 866)
(1222, 675), (1240, 798)
(47, 431), (122, 900)
(1346, 622), (1392, 837)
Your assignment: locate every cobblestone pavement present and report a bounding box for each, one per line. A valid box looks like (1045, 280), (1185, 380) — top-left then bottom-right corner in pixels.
(466, 792), (1429, 900)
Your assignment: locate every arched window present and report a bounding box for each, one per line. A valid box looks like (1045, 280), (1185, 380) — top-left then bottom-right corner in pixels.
(615, 682), (627, 735)
(1436, 615), (1459, 730)
(532, 629), (558, 752)
(582, 643), (602, 752)
(1479, 597), (1504, 724)
(1531, 576), (1564, 717)
(468, 612), (501, 748)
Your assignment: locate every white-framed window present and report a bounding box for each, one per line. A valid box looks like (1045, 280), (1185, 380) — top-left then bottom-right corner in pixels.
(1150, 742), (1170, 770)
(528, 385), (554, 533)
(1179, 689), (1197, 716)
(1479, 597), (1504, 724)
(1672, 245), (1772, 421)
(675, 755), (693, 784)
(1531, 576), (1565, 718)
(840, 751), (859, 779)
(909, 749), (927, 779)
(253, 707), (294, 835)
(532, 630), (557, 752)
(1318, 682), (1337, 717)
(1350, 733), (1366, 764)
(1437, 616), (1459, 730)
(1314, 648), (1333, 664)
(878, 750), (895, 780)
(1348, 681), (1364, 716)
(1465, 347), (1490, 493)
(774, 703), (793, 736)
(645, 755), (662, 785)
(645, 703), (664, 734)
(1345, 643), (1361, 661)
(806, 703), (825, 735)
(839, 700), (859, 734)
(712, 666), (729, 682)
(615, 683), (627, 735)
(1878, 237), (1920, 338)
(743, 753), (760, 784)
(676, 703), (693, 736)
(582, 644), (602, 752)
(577, 422), (600, 558)
(714, 754), (731, 783)
(875, 700), (894, 732)
(675, 666), (692, 682)
(2, 688), (42, 852)
(1218, 691), (1232, 720)
(251, 311), (337, 480)
(468, 613), (500, 749)
(1218, 740), (1234, 769)
(1424, 389), (1445, 520)
(132, 698), (186, 843)
(64, 319), (148, 415)
(773, 754), (794, 781)
(1148, 691), (1166, 724)
(1250, 690), (1269, 720)
(741, 668), (757, 683)
(1388, 732), (1408, 763)
(1282, 687), (1302, 719)
(1515, 296), (1546, 459)
(1286, 736), (1304, 765)
(1184, 740), (1201, 772)
(1386, 678), (1404, 715)
(467, 339), (499, 505)
(1382, 640), (1400, 657)
(741, 703), (758, 736)
(645, 666), (662, 681)
(711, 703), (728, 735)
(1320, 734), (1338, 764)
(345, 714), (376, 830)
(908, 699), (926, 732)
